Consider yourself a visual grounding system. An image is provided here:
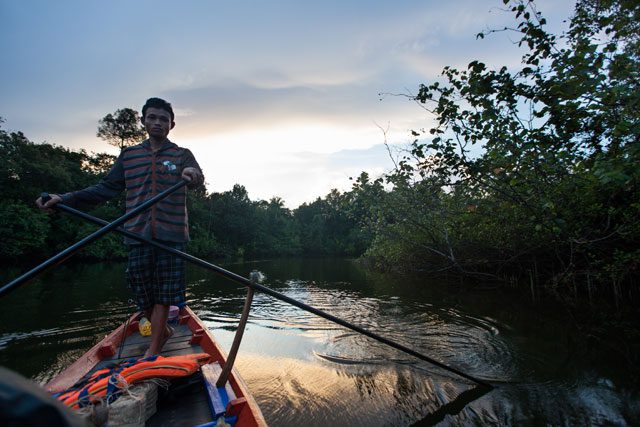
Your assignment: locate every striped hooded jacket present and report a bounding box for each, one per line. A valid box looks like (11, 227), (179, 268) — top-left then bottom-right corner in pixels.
(61, 139), (203, 243)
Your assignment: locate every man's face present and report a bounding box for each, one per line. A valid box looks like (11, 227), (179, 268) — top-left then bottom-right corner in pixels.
(143, 107), (174, 140)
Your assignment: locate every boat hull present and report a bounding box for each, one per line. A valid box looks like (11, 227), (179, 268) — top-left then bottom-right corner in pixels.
(46, 306), (266, 426)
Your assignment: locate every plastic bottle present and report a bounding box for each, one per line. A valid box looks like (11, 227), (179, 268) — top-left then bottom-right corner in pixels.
(139, 317), (152, 336)
(168, 305), (179, 325)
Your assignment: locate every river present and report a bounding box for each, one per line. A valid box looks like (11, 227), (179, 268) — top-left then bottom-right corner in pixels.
(0, 258), (638, 425)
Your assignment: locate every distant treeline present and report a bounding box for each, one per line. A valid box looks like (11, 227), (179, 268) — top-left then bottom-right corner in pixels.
(1, 0), (638, 311)
(0, 129), (370, 262)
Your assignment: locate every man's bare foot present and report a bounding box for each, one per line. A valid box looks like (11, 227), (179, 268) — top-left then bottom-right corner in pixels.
(143, 325), (174, 358)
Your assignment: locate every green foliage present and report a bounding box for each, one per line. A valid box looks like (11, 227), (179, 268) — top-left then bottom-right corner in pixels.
(72, 222), (128, 260)
(1, 129), (95, 201)
(0, 201), (50, 259)
(254, 197), (301, 256)
(295, 188), (370, 256)
(355, 0), (639, 304)
(0, 125), (128, 261)
(96, 108), (146, 150)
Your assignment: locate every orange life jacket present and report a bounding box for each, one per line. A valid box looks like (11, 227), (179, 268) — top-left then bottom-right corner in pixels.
(55, 353), (212, 409)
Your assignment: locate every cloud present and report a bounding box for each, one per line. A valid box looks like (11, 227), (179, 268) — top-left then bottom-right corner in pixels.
(164, 76), (425, 136)
(1, 0), (576, 207)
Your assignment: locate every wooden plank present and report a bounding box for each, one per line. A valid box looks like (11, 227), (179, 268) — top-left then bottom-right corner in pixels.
(114, 339), (193, 360)
(123, 324), (192, 346)
(201, 363), (237, 417)
(102, 323), (195, 360)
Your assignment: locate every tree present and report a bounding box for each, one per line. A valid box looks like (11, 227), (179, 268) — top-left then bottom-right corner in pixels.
(0, 201), (50, 259)
(0, 126), (126, 261)
(96, 108), (146, 150)
(358, 0), (639, 298)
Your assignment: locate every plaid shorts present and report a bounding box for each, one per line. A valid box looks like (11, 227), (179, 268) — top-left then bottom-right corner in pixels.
(125, 242), (187, 311)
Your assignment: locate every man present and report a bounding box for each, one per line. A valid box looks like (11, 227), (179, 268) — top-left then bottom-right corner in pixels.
(36, 97), (203, 357)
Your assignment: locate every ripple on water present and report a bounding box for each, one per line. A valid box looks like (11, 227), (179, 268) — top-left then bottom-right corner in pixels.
(3, 263), (633, 426)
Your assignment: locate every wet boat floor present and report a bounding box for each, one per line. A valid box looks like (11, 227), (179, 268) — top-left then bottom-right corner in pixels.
(85, 323), (215, 426)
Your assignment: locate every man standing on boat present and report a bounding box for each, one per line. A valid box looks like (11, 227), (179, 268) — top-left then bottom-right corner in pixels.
(36, 97), (204, 358)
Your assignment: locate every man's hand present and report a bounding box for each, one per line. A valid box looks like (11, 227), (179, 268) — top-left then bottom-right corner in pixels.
(35, 194), (62, 214)
(181, 167), (202, 184)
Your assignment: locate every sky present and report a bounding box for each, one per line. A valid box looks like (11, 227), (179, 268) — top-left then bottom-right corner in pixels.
(0, 0), (575, 208)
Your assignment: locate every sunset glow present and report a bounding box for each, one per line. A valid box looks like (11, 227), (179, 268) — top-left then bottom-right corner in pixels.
(0, 0), (573, 206)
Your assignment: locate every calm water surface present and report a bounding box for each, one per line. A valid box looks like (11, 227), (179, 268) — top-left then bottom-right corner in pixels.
(0, 258), (638, 426)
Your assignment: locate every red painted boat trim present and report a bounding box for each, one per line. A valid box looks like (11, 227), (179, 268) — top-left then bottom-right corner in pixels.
(184, 307), (267, 427)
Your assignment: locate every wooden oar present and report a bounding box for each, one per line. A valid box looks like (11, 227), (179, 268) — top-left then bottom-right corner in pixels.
(36, 201), (494, 390)
(0, 180), (188, 298)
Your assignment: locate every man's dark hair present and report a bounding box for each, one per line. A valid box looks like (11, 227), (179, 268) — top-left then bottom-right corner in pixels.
(142, 97), (175, 122)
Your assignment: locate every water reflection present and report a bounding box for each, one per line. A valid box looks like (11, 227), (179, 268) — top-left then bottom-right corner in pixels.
(0, 258), (638, 425)
(189, 259), (640, 425)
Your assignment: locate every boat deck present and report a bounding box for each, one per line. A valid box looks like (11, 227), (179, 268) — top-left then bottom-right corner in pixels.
(90, 322), (214, 426)
(95, 322), (199, 363)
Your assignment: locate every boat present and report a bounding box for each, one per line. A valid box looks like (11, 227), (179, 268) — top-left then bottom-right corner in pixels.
(45, 306), (267, 427)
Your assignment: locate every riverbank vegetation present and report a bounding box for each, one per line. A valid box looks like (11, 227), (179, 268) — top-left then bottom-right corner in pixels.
(360, 0), (639, 310)
(1, 1), (638, 313)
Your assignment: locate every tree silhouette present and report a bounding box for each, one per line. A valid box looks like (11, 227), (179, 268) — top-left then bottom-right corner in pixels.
(97, 108), (146, 150)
